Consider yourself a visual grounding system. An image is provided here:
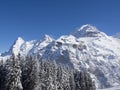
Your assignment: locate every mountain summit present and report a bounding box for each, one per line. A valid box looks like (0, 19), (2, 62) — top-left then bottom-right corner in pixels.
(42, 34), (54, 42)
(1, 25), (120, 89)
(5, 37), (25, 56)
(1, 37), (25, 56)
(72, 24), (106, 38)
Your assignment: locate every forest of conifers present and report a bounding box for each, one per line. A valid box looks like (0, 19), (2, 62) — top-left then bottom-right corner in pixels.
(0, 54), (96, 90)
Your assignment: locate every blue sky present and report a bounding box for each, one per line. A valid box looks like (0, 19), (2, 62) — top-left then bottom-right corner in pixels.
(0, 0), (120, 52)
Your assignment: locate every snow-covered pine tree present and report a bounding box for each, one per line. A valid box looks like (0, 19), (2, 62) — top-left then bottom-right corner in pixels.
(17, 53), (25, 69)
(80, 72), (86, 90)
(74, 71), (96, 90)
(69, 70), (75, 90)
(62, 65), (70, 90)
(0, 60), (7, 90)
(38, 58), (42, 90)
(84, 72), (96, 90)
(22, 55), (39, 90)
(52, 60), (58, 90)
(57, 64), (64, 90)
(38, 58), (47, 90)
(45, 60), (54, 90)
(6, 53), (23, 90)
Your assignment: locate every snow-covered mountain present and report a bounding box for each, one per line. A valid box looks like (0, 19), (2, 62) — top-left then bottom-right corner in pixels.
(1, 24), (120, 89)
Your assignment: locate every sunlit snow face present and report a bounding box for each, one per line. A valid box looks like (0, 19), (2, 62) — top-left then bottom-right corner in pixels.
(72, 24), (106, 38)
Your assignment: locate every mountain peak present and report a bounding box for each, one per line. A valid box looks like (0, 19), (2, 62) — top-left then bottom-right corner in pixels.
(42, 34), (54, 41)
(72, 24), (106, 38)
(16, 37), (24, 43)
(8, 37), (25, 55)
(13, 37), (25, 48)
(79, 24), (98, 32)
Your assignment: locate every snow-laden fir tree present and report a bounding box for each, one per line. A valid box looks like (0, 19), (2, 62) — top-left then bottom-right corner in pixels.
(74, 71), (96, 90)
(21, 55), (39, 90)
(0, 60), (7, 90)
(52, 60), (58, 90)
(69, 70), (75, 90)
(6, 53), (23, 90)
(38, 58), (46, 90)
(56, 64), (63, 90)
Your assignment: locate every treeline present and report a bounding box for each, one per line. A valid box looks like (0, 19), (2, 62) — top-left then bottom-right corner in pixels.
(0, 54), (96, 90)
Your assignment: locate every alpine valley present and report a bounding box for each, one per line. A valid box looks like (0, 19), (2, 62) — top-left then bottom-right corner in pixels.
(1, 24), (120, 89)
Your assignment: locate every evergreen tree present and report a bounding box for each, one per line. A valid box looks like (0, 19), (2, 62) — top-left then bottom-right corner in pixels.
(52, 60), (58, 90)
(57, 65), (63, 90)
(74, 71), (96, 90)
(6, 53), (23, 90)
(22, 55), (38, 90)
(0, 60), (7, 90)
(69, 71), (75, 90)
(46, 60), (54, 90)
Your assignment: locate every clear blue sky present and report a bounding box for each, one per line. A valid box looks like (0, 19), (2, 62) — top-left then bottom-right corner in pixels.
(0, 0), (120, 53)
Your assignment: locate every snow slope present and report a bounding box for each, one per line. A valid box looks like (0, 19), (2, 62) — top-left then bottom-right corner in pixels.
(98, 86), (120, 90)
(1, 24), (120, 89)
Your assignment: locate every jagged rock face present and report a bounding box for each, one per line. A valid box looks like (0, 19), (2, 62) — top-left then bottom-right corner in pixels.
(1, 24), (120, 89)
